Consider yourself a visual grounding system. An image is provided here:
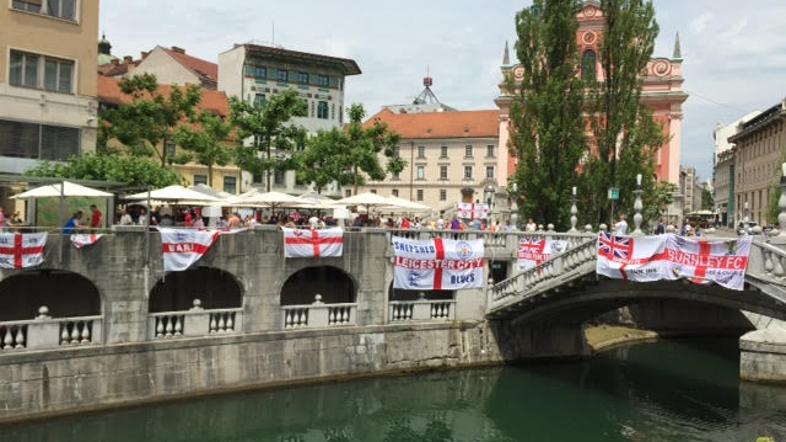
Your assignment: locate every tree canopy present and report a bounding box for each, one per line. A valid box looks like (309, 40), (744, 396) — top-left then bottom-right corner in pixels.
(173, 112), (234, 187)
(26, 153), (183, 188)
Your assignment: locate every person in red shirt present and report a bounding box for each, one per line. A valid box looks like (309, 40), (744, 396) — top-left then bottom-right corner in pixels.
(89, 205), (103, 229)
(184, 210), (193, 227)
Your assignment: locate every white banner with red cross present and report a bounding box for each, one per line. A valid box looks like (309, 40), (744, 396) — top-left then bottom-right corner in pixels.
(596, 232), (751, 291)
(70, 234), (104, 249)
(392, 236), (484, 290)
(457, 202), (490, 220)
(160, 228), (221, 272)
(517, 238), (569, 271)
(282, 228), (343, 258)
(0, 232), (47, 269)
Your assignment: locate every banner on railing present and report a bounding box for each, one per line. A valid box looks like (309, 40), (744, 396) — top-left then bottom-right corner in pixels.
(0, 232), (47, 269)
(282, 228), (343, 258)
(71, 234), (104, 249)
(518, 238), (569, 270)
(392, 236), (484, 290)
(456, 202), (490, 220)
(596, 232), (752, 291)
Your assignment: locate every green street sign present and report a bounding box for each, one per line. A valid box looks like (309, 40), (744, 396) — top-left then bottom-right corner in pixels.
(608, 187), (620, 201)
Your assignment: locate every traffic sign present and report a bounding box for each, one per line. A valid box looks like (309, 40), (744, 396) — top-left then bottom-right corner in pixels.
(608, 187), (620, 201)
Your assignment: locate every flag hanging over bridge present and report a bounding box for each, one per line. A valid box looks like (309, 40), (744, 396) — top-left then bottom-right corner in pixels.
(596, 232), (751, 291)
(282, 228), (344, 258)
(392, 236), (484, 290)
(456, 202), (490, 220)
(0, 232), (47, 269)
(518, 238), (569, 271)
(70, 234), (104, 249)
(160, 228), (221, 272)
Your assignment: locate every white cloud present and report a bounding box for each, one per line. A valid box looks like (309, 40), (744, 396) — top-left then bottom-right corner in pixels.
(689, 12), (714, 34)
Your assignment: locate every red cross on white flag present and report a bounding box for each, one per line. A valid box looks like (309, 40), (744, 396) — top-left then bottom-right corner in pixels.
(283, 228), (344, 258)
(0, 232), (47, 269)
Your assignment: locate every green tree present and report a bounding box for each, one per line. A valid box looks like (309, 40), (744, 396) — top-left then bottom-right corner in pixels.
(646, 181), (677, 223)
(229, 90), (308, 192)
(101, 73), (202, 166)
(507, 0), (587, 229)
(701, 187), (714, 211)
(581, 0), (665, 226)
(295, 104), (404, 195)
(26, 153), (182, 188)
(173, 112), (233, 187)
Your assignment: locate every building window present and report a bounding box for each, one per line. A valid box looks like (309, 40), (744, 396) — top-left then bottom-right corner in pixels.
(464, 145), (473, 158)
(345, 189), (352, 197)
(277, 69), (288, 82)
(317, 101), (329, 119)
(164, 140), (176, 160)
(486, 145), (496, 158)
(416, 166), (425, 180)
(12, 0), (76, 21)
(440, 145), (448, 158)
(582, 50), (597, 82)
(440, 165), (448, 180)
(254, 94), (266, 107)
(338, 103), (343, 124)
(486, 166), (495, 179)
(9, 50), (74, 94)
(417, 146), (426, 159)
(392, 170), (400, 180)
(193, 175), (207, 186)
(440, 189), (447, 201)
(416, 189), (424, 201)
(274, 170), (285, 186)
(252, 65), (267, 79)
(317, 75), (329, 87)
(0, 119), (79, 161)
(331, 103), (335, 120)
(392, 189), (399, 197)
(464, 166), (473, 180)
(311, 101), (316, 118)
(223, 176), (237, 194)
(298, 72), (309, 85)
(370, 189), (377, 194)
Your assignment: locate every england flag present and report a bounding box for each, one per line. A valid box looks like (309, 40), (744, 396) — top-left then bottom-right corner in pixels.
(71, 234), (104, 249)
(282, 228), (343, 258)
(0, 232), (47, 269)
(160, 228), (221, 272)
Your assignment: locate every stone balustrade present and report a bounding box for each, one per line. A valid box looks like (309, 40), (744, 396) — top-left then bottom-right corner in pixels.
(0, 307), (102, 351)
(389, 300), (456, 322)
(148, 300), (243, 339)
(282, 296), (358, 329)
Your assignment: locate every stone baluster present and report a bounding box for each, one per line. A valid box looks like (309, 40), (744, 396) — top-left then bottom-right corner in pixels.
(80, 322), (91, 344)
(584, 224), (593, 233)
(631, 174), (644, 236)
(568, 186), (579, 233)
(774, 163), (786, 242)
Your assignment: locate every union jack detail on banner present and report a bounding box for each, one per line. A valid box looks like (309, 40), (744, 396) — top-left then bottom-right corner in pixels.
(598, 232), (633, 261)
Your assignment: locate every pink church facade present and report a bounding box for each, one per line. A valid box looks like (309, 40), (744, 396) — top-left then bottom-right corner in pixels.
(496, 1), (688, 186)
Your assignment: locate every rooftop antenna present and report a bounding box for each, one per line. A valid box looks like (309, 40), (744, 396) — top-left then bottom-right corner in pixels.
(414, 66), (440, 106)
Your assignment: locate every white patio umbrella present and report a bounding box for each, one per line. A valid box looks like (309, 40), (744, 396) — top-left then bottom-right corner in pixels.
(232, 190), (305, 209)
(11, 181), (113, 199)
(124, 185), (221, 203)
(381, 195), (432, 212)
(335, 192), (406, 216)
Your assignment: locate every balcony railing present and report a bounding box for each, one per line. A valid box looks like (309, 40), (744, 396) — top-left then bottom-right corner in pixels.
(148, 300), (243, 339)
(282, 296), (357, 329)
(0, 307), (102, 352)
(389, 300), (456, 322)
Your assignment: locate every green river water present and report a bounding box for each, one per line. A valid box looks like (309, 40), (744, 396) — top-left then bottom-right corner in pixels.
(3, 338), (786, 441)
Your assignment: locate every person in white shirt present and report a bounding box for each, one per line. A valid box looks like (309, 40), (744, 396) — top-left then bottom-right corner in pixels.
(308, 215), (319, 229)
(615, 214), (628, 236)
(525, 218), (537, 233)
(436, 218), (445, 229)
(119, 209), (133, 226)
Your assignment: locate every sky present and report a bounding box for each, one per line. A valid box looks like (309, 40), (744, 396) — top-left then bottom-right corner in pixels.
(101, 0), (786, 182)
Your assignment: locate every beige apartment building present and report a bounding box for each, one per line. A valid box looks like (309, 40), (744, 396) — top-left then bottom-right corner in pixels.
(0, 0), (99, 179)
(360, 108), (503, 212)
(729, 100), (786, 226)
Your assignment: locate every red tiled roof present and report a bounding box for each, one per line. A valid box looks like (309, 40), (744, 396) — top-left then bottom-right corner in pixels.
(364, 108), (499, 139)
(162, 48), (218, 85)
(97, 76), (229, 116)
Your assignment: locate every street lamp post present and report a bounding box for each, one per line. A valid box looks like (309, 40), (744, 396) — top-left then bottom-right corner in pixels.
(632, 174), (644, 236)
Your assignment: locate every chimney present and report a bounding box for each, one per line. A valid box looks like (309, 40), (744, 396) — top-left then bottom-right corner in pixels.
(123, 55), (133, 64)
(141, 51), (149, 60)
(111, 59), (119, 66)
(171, 46), (185, 54)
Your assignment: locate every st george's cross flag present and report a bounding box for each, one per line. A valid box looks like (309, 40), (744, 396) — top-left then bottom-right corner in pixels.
(596, 232), (752, 291)
(70, 234), (104, 249)
(457, 202), (490, 220)
(282, 227), (343, 258)
(517, 238), (569, 270)
(160, 228), (221, 272)
(392, 236), (485, 290)
(0, 232), (47, 269)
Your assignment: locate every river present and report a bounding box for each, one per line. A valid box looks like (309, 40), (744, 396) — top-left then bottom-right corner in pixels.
(3, 338), (786, 441)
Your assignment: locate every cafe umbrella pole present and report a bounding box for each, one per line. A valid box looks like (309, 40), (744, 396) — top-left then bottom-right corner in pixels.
(59, 180), (65, 264)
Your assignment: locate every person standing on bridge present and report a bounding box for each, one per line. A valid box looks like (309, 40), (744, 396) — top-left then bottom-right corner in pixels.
(615, 214), (628, 236)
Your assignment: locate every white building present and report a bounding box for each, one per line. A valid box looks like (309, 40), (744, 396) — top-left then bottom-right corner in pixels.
(218, 43), (360, 194)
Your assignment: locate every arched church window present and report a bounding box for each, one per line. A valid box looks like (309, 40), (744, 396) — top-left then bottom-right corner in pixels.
(582, 50), (597, 82)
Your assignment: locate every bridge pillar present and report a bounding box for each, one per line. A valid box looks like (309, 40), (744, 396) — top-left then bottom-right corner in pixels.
(490, 320), (591, 361)
(740, 326), (786, 384)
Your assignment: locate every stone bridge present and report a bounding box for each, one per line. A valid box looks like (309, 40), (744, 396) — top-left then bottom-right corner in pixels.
(1, 226), (786, 422)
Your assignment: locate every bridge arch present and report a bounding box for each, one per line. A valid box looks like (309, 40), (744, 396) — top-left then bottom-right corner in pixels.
(149, 267), (244, 312)
(280, 266), (356, 305)
(0, 269), (102, 321)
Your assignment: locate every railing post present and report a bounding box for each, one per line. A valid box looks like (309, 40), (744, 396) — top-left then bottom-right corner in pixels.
(631, 174), (644, 236)
(774, 163), (786, 243)
(569, 186), (578, 233)
(184, 299), (209, 336)
(310, 295), (329, 327)
(412, 293), (431, 320)
(27, 306), (59, 349)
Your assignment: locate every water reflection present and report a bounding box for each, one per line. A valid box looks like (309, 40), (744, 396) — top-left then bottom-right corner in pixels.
(3, 338), (786, 442)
